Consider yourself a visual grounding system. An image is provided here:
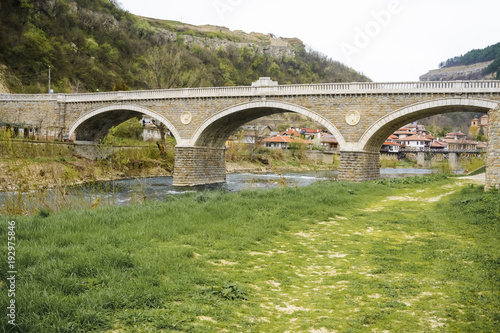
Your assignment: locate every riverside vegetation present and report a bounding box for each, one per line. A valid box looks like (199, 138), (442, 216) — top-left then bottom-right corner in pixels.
(0, 175), (498, 332)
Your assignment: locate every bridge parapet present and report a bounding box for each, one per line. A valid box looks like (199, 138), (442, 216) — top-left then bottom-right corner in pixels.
(1, 80), (499, 104)
(400, 148), (485, 154)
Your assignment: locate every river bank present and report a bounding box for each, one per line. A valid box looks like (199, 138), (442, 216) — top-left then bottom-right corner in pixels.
(0, 153), (337, 192)
(1, 145), (484, 192)
(0, 157), (170, 192)
(1, 177), (497, 332)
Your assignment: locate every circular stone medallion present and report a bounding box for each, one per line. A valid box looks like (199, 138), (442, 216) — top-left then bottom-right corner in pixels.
(345, 110), (361, 126)
(180, 111), (192, 125)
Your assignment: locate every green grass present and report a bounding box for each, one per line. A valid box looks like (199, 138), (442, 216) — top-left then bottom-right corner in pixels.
(468, 166), (487, 176)
(0, 176), (498, 332)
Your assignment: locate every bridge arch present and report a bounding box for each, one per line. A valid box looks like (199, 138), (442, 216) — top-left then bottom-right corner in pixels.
(68, 104), (180, 143)
(359, 97), (499, 151)
(188, 100), (346, 147)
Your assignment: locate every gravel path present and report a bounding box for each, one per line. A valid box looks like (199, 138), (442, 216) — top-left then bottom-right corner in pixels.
(456, 173), (486, 184)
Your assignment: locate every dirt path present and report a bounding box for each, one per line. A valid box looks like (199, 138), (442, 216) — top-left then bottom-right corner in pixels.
(456, 173), (486, 184)
(239, 180), (468, 331)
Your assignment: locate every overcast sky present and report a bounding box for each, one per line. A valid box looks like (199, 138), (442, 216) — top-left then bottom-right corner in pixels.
(117, 0), (500, 82)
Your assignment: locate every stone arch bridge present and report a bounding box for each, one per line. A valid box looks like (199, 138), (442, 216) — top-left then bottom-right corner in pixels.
(1, 78), (499, 189)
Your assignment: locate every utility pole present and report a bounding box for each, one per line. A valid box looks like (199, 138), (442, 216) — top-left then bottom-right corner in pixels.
(48, 66), (51, 93)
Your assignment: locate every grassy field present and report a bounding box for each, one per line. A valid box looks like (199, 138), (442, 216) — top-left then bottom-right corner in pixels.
(0, 176), (498, 332)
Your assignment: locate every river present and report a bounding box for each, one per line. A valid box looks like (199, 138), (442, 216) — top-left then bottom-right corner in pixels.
(78, 168), (435, 206)
(0, 168), (436, 211)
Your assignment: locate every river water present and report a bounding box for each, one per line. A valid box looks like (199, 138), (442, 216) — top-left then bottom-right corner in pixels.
(0, 168), (435, 209)
(79, 168), (435, 206)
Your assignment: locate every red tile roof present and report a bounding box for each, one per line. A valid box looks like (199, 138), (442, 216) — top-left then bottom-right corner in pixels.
(263, 135), (313, 144)
(280, 129), (302, 136)
(394, 134), (432, 142)
(431, 141), (447, 148)
(302, 128), (323, 133)
(321, 137), (338, 144)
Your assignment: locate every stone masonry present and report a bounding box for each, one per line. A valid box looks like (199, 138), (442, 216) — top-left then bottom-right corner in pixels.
(486, 109), (499, 190)
(339, 151), (380, 182)
(1, 78), (499, 187)
(173, 147), (226, 186)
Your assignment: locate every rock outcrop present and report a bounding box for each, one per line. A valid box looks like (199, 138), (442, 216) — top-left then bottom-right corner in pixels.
(420, 61), (496, 81)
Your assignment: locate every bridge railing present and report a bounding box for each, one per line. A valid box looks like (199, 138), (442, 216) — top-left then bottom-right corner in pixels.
(1, 80), (499, 102)
(400, 148), (484, 154)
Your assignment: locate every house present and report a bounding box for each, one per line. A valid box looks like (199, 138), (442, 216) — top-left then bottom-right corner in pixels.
(443, 137), (478, 151)
(262, 135), (313, 149)
(430, 140), (447, 150)
(320, 135), (339, 150)
(386, 134), (398, 142)
(239, 125), (273, 144)
(476, 141), (488, 152)
(393, 127), (413, 139)
(301, 128), (326, 139)
(444, 131), (467, 140)
(440, 131), (480, 150)
(279, 128), (303, 137)
(141, 117), (171, 141)
(391, 123), (432, 141)
(393, 134), (433, 150)
(380, 141), (401, 153)
(226, 125), (273, 145)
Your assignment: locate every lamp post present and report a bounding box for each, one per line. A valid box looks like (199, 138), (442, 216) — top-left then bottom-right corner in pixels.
(48, 66), (51, 94)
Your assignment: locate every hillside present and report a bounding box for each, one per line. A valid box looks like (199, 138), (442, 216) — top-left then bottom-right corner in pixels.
(420, 42), (500, 81)
(418, 42), (499, 136)
(419, 60), (496, 81)
(0, 0), (369, 94)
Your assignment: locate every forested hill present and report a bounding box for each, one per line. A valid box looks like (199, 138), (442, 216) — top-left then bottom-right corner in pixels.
(0, 0), (369, 94)
(439, 42), (500, 73)
(420, 42), (500, 81)
(418, 42), (500, 135)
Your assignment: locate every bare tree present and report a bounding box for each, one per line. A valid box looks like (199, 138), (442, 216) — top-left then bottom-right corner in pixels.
(151, 119), (169, 155)
(141, 44), (207, 89)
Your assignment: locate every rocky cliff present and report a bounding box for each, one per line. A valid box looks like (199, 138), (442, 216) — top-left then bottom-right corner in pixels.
(145, 20), (303, 59)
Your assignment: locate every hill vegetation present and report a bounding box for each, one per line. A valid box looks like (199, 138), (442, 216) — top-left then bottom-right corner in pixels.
(438, 42), (500, 79)
(0, 0), (369, 94)
(419, 42), (499, 135)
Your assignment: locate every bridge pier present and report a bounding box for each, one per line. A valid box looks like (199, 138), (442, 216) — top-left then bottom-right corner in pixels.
(486, 109), (499, 190)
(416, 152), (431, 168)
(338, 150), (380, 182)
(173, 146), (226, 186)
(448, 153), (460, 172)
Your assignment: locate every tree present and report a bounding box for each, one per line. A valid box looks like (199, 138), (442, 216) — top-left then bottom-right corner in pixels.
(151, 119), (169, 155)
(475, 126), (487, 142)
(140, 44), (207, 89)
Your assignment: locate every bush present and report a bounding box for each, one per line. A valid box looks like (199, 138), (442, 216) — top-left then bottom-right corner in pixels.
(108, 118), (143, 140)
